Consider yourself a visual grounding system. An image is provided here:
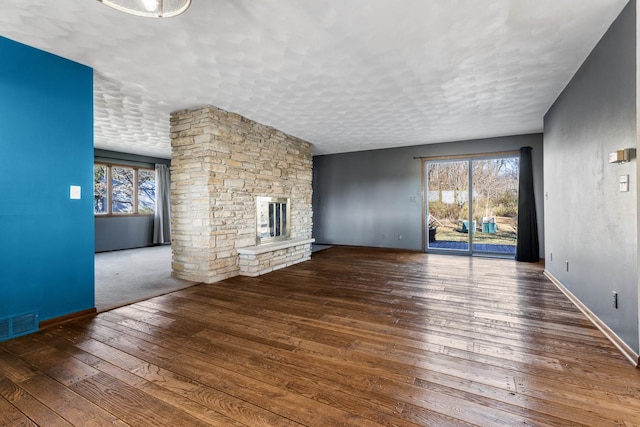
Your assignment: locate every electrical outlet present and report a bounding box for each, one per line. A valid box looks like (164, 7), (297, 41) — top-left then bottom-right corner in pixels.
(398, 235), (403, 240)
(612, 291), (618, 309)
(550, 252), (553, 261)
(565, 261), (569, 272)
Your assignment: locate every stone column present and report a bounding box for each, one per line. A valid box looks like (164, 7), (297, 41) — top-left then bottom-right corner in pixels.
(170, 106), (236, 283)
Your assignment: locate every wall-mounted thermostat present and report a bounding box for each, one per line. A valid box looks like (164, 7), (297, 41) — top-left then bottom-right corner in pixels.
(609, 149), (631, 163)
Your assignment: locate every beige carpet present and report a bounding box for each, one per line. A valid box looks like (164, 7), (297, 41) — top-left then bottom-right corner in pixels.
(94, 245), (197, 312)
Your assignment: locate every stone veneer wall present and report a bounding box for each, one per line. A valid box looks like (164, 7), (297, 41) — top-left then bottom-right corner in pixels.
(170, 105), (313, 283)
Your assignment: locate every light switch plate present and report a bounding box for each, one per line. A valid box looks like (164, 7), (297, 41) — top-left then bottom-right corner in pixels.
(70, 185), (81, 200)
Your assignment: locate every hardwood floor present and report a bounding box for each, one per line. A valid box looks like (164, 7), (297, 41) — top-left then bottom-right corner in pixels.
(1, 246), (639, 426)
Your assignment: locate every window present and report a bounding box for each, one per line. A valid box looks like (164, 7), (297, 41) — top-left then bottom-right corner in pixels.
(94, 165), (108, 214)
(138, 169), (155, 214)
(111, 166), (134, 214)
(94, 164), (156, 215)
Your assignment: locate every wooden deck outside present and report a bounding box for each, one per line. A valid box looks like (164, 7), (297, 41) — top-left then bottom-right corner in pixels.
(1, 246), (639, 426)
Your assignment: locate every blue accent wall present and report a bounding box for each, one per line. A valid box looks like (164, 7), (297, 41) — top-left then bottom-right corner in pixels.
(0, 36), (94, 329)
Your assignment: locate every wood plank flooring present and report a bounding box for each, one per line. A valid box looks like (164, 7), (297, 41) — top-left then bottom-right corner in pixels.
(1, 246), (640, 426)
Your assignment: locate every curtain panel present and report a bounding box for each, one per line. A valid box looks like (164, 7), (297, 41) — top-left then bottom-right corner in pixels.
(153, 163), (171, 244)
(515, 146), (539, 262)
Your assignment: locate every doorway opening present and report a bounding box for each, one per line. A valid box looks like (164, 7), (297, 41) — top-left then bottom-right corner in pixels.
(424, 154), (519, 257)
(93, 159), (193, 312)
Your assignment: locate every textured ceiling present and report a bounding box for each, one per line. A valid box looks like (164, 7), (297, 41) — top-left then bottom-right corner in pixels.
(0, 0), (629, 158)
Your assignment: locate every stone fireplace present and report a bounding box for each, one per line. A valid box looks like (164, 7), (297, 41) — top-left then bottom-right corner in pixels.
(169, 105), (313, 283)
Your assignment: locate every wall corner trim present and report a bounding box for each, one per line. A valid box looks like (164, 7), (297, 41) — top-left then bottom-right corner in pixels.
(544, 270), (639, 367)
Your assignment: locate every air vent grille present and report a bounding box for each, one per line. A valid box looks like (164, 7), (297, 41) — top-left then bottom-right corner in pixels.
(13, 313), (37, 335)
(0, 319), (10, 340)
(0, 312), (39, 342)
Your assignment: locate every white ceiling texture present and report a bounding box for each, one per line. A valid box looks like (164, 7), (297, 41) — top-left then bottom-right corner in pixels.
(0, 0), (629, 158)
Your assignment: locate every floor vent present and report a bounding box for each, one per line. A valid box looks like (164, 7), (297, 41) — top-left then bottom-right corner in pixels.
(0, 312), (39, 341)
(0, 319), (9, 341)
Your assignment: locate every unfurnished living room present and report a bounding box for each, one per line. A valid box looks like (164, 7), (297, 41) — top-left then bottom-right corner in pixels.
(2, 0), (640, 425)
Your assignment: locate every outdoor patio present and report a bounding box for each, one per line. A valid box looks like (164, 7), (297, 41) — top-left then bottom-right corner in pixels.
(428, 216), (517, 255)
(428, 241), (516, 253)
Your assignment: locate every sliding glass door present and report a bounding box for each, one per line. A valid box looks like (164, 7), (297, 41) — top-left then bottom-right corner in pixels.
(425, 155), (519, 256)
(470, 158), (519, 254)
(426, 161), (470, 252)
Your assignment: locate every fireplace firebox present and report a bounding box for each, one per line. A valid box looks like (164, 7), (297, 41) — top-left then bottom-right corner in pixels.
(256, 196), (290, 244)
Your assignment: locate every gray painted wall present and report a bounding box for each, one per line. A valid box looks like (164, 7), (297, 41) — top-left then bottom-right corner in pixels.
(313, 133), (544, 255)
(94, 149), (170, 253)
(95, 215), (155, 252)
(544, 1), (638, 352)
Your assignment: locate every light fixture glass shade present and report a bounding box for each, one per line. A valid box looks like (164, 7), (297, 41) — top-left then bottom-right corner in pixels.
(97, 0), (191, 18)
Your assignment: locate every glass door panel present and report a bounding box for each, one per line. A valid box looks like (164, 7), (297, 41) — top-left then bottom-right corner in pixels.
(426, 161), (470, 252)
(471, 158), (519, 254)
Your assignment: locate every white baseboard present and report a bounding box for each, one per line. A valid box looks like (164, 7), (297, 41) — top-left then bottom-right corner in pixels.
(543, 270), (639, 367)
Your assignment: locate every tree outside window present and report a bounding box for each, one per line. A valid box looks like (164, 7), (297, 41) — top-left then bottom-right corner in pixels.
(112, 166), (134, 214)
(138, 169), (156, 214)
(94, 164), (108, 214)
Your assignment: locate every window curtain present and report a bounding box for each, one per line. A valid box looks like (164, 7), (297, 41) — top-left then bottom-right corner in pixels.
(153, 163), (171, 244)
(515, 146), (539, 262)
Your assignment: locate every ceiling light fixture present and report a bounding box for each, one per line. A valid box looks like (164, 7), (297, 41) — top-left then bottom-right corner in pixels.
(97, 0), (191, 18)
